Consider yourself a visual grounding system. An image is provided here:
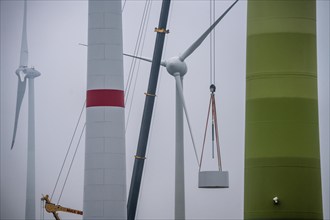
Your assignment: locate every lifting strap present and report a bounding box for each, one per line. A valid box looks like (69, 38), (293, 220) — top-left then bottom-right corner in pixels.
(199, 84), (222, 171)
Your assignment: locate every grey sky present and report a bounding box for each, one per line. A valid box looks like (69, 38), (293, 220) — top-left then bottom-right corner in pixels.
(0, 0), (329, 219)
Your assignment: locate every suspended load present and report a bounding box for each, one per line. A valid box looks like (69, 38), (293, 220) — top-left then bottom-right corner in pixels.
(198, 84), (229, 188)
(199, 170), (229, 188)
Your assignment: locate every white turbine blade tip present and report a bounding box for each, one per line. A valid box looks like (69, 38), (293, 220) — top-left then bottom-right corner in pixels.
(179, 0), (239, 61)
(11, 140), (15, 150)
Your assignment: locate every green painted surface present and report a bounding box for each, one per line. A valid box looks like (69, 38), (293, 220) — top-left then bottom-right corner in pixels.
(244, 0), (323, 219)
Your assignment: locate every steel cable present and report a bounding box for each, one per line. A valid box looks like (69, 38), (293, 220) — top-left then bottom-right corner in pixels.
(50, 100), (86, 201)
(125, 0), (153, 132)
(125, 0), (152, 104)
(57, 123), (86, 204)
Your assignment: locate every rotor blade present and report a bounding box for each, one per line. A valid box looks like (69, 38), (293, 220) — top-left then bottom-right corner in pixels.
(123, 53), (166, 67)
(20, 0), (28, 67)
(11, 77), (27, 149)
(179, 0), (239, 61)
(174, 74), (199, 164)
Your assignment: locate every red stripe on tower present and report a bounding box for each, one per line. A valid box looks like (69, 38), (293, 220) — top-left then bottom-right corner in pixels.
(86, 89), (124, 108)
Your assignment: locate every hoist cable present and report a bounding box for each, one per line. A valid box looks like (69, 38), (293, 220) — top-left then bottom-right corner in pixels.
(125, 0), (152, 104)
(199, 95), (212, 171)
(50, 100), (86, 201)
(125, 0), (152, 132)
(212, 95), (222, 170)
(199, 93), (222, 171)
(125, 28), (150, 132)
(124, 1), (148, 101)
(209, 0), (216, 85)
(125, 0), (151, 101)
(209, 0), (213, 85)
(212, 118), (215, 159)
(214, 8), (216, 84)
(57, 123), (86, 205)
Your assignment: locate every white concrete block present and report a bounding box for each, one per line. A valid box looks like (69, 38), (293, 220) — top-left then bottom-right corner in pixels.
(86, 107), (105, 123)
(88, 44), (105, 60)
(87, 44), (123, 62)
(85, 153), (125, 170)
(89, 12), (104, 29)
(83, 200), (103, 217)
(88, 28), (122, 45)
(87, 74), (124, 90)
(86, 121), (125, 138)
(87, 74), (105, 89)
(89, 0), (121, 14)
(104, 108), (124, 123)
(104, 121), (125, 138)
(88, 59), (123, 76)
(86, 122), (106, 138)
(104, 201), (126, 219)
(84, 184), (125, 201)
(85, 109), (124, 126)
(104, 169), (126, 185)
(103, 154), (126, 170)
(105, 44), (122, 60)
(85, 137), (105, 153)
(85, 169), (104, 185)
(198, 171), (229, 188)
(104, 137), (125, 154)
(104, 74), (124, 90)
(104, 12), (122, 29)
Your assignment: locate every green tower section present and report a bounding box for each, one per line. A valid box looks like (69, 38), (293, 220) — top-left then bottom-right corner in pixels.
(244, 1), (323, 219)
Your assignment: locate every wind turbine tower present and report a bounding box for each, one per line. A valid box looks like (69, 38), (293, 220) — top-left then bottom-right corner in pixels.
(244, 0), (323, 219)
(83, 0), (127, 219)
(11, 0), (41, 219)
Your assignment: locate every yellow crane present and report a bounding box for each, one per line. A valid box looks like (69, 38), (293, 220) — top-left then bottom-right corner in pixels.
(41, 194), (83, 220)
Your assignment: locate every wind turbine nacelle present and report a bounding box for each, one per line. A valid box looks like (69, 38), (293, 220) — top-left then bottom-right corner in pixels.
(15, 67), (41, 79)
(25, 68), (41, 78)
(166, 56), (187, 77)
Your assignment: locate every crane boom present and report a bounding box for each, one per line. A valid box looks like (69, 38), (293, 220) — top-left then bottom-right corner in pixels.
(41, 194), (83, 220)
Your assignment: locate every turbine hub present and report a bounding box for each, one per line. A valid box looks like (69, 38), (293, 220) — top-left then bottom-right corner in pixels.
(15, 67), (27, 81)
(165, 56), (187, 77)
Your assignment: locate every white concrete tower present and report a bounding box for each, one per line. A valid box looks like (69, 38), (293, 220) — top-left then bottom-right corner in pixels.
(83, 0), (126, 219)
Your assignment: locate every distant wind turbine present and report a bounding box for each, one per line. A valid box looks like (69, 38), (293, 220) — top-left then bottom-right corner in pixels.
(125, 0), (238, 219)
(11, 0), (41, 219)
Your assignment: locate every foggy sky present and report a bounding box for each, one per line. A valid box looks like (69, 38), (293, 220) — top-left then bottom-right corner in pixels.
(1, 1), (329, 219)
